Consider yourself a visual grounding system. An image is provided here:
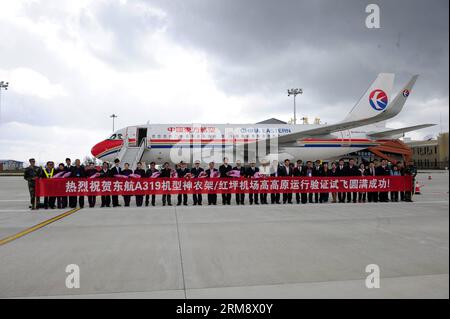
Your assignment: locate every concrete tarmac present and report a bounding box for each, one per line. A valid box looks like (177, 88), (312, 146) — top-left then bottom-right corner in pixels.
(0, 172), (448, 298)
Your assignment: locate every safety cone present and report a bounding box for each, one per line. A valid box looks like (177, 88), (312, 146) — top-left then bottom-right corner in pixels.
(415, 181), (421, 195)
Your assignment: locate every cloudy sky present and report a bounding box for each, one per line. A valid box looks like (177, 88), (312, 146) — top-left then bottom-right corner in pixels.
(0, 0), (448, 164)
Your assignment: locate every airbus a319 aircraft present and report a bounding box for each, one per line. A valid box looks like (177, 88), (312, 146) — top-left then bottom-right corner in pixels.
(91, 74), (434, 166)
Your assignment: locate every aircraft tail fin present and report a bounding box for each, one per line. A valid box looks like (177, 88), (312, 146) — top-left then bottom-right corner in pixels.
(344, 73), (395, 122)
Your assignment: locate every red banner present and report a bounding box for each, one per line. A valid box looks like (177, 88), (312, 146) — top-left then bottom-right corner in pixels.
(35, 176), (412, 196)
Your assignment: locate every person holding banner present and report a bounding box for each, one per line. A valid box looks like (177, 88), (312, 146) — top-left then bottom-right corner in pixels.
(121, 163), (133, 207)
(304, 161), (315, 203)
(270, 160), (281, 204)
(319, 162), (331, 203)
(100, 162), (111, 207)
(233, 160), (246, 205)
(376, 159), (390, 202)
(134, 162), (146, 207)
(390, 164), (401, 202)
(259, 159), (270, 205)
(329, 162), (338, 203)
(246, 161), (260, 205)
(345, 158), (359, 203)
(336, 159), (347, 203)
(41, 161), (56, 209)
(365, 161), (378, 203)
(219, 157), (232, 205)
(313, 160), (322, 203)
(358, 163), (367, 203)
(85, 162), (99, 208)
(177, 161), (190, 206)
(191, 160), (204, 205)
(278, 159), (293, 204)
(145, 162), (158, 206)
(64, 158), (72, 209)
(109, 158), (122, 207)
(205, 162), (219, 205)
(160, 162), (172, 206)
(69, 159), (86, 208)
(55, 163), (67, 208)
(293, 160), (305, 204)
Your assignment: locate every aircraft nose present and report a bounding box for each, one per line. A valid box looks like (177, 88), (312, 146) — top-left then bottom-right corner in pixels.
(91, 140), (109, 158)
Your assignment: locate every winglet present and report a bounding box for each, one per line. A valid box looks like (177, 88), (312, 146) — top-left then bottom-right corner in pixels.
(382, 74), (419, 118)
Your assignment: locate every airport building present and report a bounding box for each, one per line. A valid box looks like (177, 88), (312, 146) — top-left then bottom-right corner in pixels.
(405, 132), (449, 169)
(0, 160), (24, 171)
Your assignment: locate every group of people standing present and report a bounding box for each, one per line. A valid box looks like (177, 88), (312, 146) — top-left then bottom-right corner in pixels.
(23, 156), (417, 210)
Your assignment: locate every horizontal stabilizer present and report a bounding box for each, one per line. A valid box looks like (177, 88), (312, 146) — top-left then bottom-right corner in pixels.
(367, 124), (436, 139)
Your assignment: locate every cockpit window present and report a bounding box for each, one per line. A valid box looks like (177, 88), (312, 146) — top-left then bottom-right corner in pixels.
(108, 133), (124, 140)
(109, 134), (117, 140)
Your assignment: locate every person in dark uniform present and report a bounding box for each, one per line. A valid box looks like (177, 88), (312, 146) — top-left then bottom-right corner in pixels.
(376, 159), (390, 202)
(304, 161), (315, 203)
(345, 158), (359, 203)
(85, 162), (98, 208)
(134, 161), (146, 207)
(404, 161), (417, 202)
(329, 162), (338, 203)
(55, 163), (66, 208)
(358, 163), (367, 203)
(99, 162), (111, 207)
(160, 162), (172, 206)
(396, 161), (406, 201)
(320, 162), (331, 203)
(270, 160), (281, 204)
(41, 161), (56, 209)
(336, 159), (347, 203)
(219, 157), (232, 205)
(121, 163), (133, 206)
(191, 160), (204, 206)
(70, 159), (86, 208)
(24, 158), (41, 210)
(205, 162), (218, 205)
(63, 157), (72, 209)
(365, 161), (378, 203)
(278, 159), (293, 204)
(293, 160), (304, 204)
(233, 160), (246, 205)
(145, 162), (158, 206)
(246, 161), (260, 205)
(313, 160), (322, 203)
(109, 158), (122, 207)
(176, 161), (189, 206)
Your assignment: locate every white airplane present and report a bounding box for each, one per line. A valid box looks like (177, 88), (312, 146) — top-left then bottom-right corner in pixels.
(91, 73), (434, 167)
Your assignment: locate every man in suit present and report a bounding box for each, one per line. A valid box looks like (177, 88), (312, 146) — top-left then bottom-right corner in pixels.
(259, 160), (270, 204)
(85, 162), (98, 208)
(70, 159), (86, 208)
(176, 161), (189, 206)
(270, 160), (281, 204)
(293, 160), (305, 204)
(345, 158), (359, 203)
(134, 161), (146, 207)
(160, 162), (172, 206)
(109, 158), (122, 207)
(365, 161), (378, 202)
(63, 157), (72, 209)
(145, 162), (158, 206)
(219, 157), (232, 205)
(191, 160), (204, 205)
(121, 163), (133, 206)
(205, 162), (218, 205)
(313, 160), (322, 203)
(376, 159), (390, 202)
(336, 159), (347, 203)
(245, 161), (260, 205)
(278, 159), (293, 204)
(303, 161), (315, 203)
(99, 162), (111, 207)
(233, 160), (246, 205)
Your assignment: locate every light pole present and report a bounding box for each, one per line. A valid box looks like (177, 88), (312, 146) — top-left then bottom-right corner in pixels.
(0, 81), (9, 123)
(110, 114), (118, 132)
(287, 88), (303, 125)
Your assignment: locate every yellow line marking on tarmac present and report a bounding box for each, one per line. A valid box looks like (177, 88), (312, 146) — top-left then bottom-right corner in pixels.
(0, 208), (81, 246)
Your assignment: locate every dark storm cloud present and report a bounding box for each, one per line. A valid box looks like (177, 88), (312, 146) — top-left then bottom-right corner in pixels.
(149, 0), (448, 105)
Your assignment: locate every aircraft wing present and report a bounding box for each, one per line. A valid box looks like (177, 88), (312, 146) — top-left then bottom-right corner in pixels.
(367, 124), (436, 139)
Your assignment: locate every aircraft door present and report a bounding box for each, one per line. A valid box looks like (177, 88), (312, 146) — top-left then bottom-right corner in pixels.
(137, 127), (147, 146)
